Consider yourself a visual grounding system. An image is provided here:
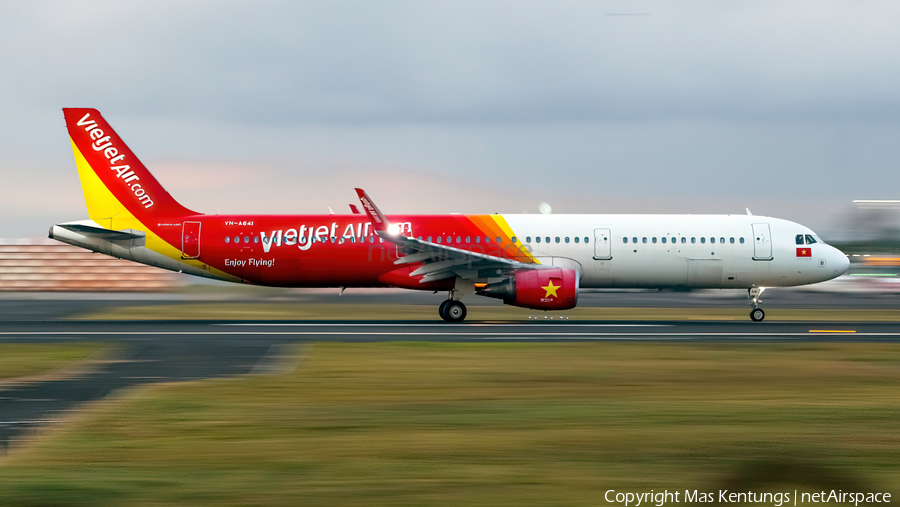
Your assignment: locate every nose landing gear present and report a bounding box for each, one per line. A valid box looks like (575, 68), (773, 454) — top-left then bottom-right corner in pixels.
(749, 287), (766, 322)
(438, 296), (467, 323)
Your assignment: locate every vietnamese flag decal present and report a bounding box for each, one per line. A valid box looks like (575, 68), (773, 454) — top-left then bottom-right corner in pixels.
(797, 247), (812, 257)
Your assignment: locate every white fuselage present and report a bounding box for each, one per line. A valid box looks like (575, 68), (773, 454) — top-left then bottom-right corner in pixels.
(501, 214), (849, 289)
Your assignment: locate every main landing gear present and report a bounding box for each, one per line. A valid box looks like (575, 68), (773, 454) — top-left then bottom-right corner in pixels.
(749, 287), (766, 322)
(439, 298), (467, 323)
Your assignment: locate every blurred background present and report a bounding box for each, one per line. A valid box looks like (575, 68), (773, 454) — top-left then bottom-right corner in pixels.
(1, 4), (900, 502)
(1, 0), (899, 299)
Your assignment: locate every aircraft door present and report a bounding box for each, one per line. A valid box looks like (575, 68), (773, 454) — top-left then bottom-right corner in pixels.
(751, 223), (772, 260)
(593, 228), (611, 260)
(182, 221), (201, 259)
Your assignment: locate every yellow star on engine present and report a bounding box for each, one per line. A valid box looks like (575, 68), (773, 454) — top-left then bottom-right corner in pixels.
(542, 279), (560, 298)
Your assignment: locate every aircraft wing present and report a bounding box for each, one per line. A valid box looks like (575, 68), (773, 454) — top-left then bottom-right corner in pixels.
(355, 188), (542, 283)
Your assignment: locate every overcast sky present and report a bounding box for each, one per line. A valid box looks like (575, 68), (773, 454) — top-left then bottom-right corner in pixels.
(2, 0), (899, 239)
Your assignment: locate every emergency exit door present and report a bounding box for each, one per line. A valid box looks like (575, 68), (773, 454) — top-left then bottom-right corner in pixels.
(593, 228), (611, 260)
(182, 221), (201, 259)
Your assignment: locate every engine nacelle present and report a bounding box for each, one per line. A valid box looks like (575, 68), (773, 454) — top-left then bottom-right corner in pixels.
(476, 268), (579, 310)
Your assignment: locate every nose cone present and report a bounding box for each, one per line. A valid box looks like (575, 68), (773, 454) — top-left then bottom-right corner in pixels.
(833, 247), (850, 277)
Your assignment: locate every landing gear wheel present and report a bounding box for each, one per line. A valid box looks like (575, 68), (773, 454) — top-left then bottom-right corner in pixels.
(750, 308), (766, 322)
(438, 300), (451, 320)
(441, 300), (467, 323)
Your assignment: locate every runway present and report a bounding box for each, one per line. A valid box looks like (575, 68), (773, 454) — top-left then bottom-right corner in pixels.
(1, 318), (898, 450)
(0, 319), (897, 342)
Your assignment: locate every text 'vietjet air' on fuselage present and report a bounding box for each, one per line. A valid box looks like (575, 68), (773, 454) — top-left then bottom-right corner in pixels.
(50, 108), (850, 322)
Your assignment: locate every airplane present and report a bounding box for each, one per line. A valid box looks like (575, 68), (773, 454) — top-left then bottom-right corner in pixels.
(50, 108), (850, 322)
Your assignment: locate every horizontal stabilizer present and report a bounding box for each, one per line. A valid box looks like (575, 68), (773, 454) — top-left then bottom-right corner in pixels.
(51, 220), (145, 241)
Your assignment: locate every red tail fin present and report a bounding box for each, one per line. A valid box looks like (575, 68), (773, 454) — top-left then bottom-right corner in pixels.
(63, 108), (197, 221)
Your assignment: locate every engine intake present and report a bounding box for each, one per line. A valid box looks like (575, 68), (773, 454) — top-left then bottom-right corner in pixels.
(477, 268), (578, 310)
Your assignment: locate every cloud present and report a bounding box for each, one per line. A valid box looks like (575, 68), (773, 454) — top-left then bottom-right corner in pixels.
(3, 1), (900, 125)
(148, 161), (270, 190)
(1, 1), (899, 241)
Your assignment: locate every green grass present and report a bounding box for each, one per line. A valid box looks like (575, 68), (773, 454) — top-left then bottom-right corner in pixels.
(79, 302), (900, 321)
(0, 343), (106, 380)
(1, 342), (899, 506)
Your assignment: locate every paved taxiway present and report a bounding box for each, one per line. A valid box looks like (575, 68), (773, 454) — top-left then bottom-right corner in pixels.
(2, 318), (898, 450)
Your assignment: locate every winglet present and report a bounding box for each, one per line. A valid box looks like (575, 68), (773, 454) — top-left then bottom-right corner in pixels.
(349, 204), (361, 214)
(746, 207), (753, 216)
(355, 188), (390, 233)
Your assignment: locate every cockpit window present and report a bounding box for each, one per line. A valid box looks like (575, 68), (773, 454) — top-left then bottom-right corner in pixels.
(796, 234), (804, 245)
(805, 234), (817, 245)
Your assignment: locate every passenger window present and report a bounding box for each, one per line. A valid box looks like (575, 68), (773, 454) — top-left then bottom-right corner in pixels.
(545, 237), (550, 243)
(796, 234), (804, 245)
(536, 237), (541, 243)
(720, 237), (724, 244)
(681, 237), (686, 244)
(456, 236), (461, 243)
(730, 237), (735, 244)
(574, 237), (580, 244)
(427, 236), (432, 242)
(740, 237), (745, 244)
(661, 237), (667, 244)
(565, 237), (570, 243)
(584, 237), (589, 244)
(300, 236), (307, 244)
(447, 236), (452, 243)
(370, 236), (376, 243)
(244, 236), (250, 243)
(234, 236), (240, 243)
(691, 237), (696, 244)
(701, 237), (706, 244)
(710, 237), (715, 244)
(224, 236), (230, 243)
(254, 236), (259, 244)
(512, 237), (517, 243)
(555, 237), (560, 243)
(526, 236), (531, 243)
(805, 235), (817, 245)
(642, 237), (648, 244)
(652, 237), (657, 244)
(632, 237), (637, 243)
(476, 236), (481, 243)
(486, 237), (492, 243)
(623, 237), (628, 243)
(437, 236), (442, 243)
(466, 236), (471, 243)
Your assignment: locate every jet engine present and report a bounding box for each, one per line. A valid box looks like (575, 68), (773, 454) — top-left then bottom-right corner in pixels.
(476, 268), (578, 310)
